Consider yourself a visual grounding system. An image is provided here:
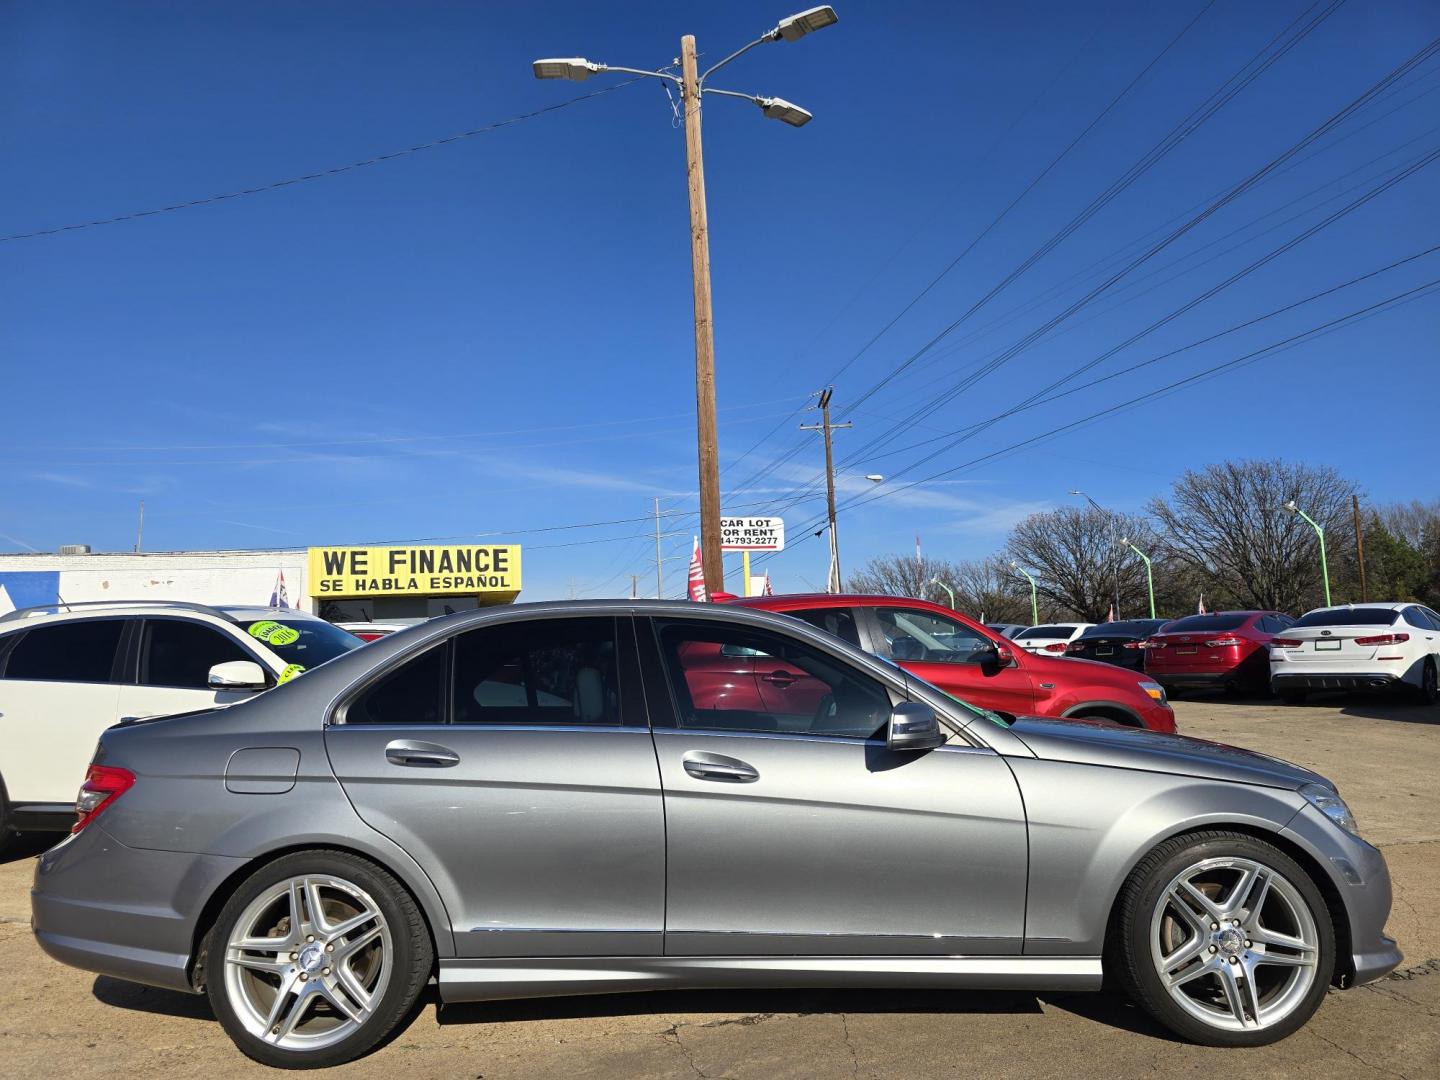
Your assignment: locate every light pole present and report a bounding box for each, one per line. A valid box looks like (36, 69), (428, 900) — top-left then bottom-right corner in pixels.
(930, 577), (956, 609)
(1010, 561), (1039, 626)
(1119, 536), (1156, 619)
(1284, 499), (1332, 606)
(1071, 489), (1121, 620)
(534, 7), (839, 596)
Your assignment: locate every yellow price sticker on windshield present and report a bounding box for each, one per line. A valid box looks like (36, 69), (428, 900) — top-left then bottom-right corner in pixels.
(278, 663), (306, 684)
(249, 621), (300, 647)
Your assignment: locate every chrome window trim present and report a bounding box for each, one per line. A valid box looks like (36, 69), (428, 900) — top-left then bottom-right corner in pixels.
(654, 727), (996, 754)
(328, 722), (644, 736)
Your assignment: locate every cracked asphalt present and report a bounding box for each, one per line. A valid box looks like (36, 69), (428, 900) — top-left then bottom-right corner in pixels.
(2, 696), (1436, 1078)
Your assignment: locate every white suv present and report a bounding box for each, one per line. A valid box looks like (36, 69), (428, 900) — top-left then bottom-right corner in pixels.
(0, 601), (361, 846)
(1269, 602), (1440, 704)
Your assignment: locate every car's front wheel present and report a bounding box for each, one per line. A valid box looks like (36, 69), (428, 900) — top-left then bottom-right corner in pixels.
(1416, 658), (1438, 706)
(206, 850), (433, 1069)
(1111, 831), (1334, 1046)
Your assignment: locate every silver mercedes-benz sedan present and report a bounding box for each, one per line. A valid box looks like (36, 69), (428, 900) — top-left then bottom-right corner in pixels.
(31, 601), (1399, 1068)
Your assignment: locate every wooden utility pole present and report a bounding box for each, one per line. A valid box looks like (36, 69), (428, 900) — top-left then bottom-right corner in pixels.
(680, 35), (724, 595)
(801, 387), (852, 593)
(1353, 493), (1367, 602)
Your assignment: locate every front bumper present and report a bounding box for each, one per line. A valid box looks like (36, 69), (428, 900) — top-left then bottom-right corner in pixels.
(31, 824), (247, 994)
(1272, 671), (1407, 693)
(1282, 805), (1402, 987)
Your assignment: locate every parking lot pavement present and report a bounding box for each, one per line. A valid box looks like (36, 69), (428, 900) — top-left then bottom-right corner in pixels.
(2, 697), (1436, 1079)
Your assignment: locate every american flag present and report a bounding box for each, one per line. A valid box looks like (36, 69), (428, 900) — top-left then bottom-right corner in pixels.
(687, 537), (708, 602)
(1197, 593), (1207, 614)
(762, 573), (774, 596)
(269, 570), (290, 609)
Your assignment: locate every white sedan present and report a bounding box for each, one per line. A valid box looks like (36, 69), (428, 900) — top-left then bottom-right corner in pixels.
(1269, 602), (1440, 704)
(1012, 622), (1095, 656)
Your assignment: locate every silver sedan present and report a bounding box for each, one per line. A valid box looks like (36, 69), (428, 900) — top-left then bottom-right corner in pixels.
(30, 601), (1399, 1068)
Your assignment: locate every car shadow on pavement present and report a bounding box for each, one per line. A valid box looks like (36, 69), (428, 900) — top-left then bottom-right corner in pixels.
(436, 986), (1176, 1041)
(0, 833), (55, 865)
(92, 976), (215, 1021)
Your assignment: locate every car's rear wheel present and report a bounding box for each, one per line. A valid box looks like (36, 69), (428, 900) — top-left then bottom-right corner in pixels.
(1111, 831), (1334, 1046)
(1417, 659), (1438, 706)
(207, 850), (433, 1069)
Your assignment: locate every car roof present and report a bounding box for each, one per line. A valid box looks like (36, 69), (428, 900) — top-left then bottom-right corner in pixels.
(218, 606), (327, 622)
(733, 593), (946, 609)
(1303, 602), (1410, 614)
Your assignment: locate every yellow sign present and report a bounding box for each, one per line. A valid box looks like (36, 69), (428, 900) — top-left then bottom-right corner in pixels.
(307, 545), (521, 599)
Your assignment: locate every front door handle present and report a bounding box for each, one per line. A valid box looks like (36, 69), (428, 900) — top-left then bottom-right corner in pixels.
(760, 670), (796, 687)
(385, 739), (460, 768)
(682, 750), (759, 783)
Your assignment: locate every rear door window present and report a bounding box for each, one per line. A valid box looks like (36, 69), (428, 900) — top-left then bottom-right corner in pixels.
(452, 617), (621, 727)
(785, 607), (862, 648)
(4, 619), (125, 683)
(140, 619), (257, 689)
(872, 607), (995, 664)
(1015, 625), (1072, 639)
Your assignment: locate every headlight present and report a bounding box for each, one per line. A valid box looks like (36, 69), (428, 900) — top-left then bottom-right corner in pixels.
(1301, 783), (1359, 836)
(1137, 680), (1167, 706)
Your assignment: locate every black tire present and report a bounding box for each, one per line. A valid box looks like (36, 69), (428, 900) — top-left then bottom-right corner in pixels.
(1416, 659), (1438, 706)
(1109, 830), (1335, 1047)
(206, 850), (433, 1069)
(0, 775), (12, 859)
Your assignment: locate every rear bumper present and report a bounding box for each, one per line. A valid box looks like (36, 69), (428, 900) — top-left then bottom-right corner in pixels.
(31, 824), (246, 994)
(1149, 671), (1235, 690)
(1272, 672), (1406, 693)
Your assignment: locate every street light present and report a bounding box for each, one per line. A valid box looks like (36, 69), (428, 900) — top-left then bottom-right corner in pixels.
(532, 9), (838, 595)
(1071, 489), (1121, 620)
(1119, 536), (1156, 620)
(1283, 499), (1332, 606)
(1010, 561), (1039, 626)
(930, 577), (956, 609)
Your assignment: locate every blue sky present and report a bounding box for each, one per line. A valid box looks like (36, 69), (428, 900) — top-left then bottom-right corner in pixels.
(2, 0), (1437, 600)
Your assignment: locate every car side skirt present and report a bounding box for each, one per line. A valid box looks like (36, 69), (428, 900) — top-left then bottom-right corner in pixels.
(436, 955), (1103, 1002)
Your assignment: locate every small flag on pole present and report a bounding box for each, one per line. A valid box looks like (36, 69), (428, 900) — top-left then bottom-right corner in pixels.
(1106, 604), (1116, 622)
(762, 572), (774, 596)
(687, 537), (708, 602)
(915, 533), (922, 563)
(1197, 593), (1207, 615)
(269, 570), (290, 609)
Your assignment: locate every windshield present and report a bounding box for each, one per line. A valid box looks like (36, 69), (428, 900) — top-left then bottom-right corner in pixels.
(1015, 625), (1074, 639)
(872, 656), (1013, 729)
(1162, 613), (1250, 633)
(243, 618), (361, 678)
(1293, 608), (1398, 628)
(1079, 620), (1166, 638)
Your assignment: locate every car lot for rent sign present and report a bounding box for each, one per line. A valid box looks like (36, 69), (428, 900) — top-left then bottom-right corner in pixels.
(720, 517), (785, 552)
(307, 545), (521, 598)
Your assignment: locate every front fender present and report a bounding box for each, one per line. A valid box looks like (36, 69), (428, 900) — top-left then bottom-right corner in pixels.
(1008, 757), (1305, 955)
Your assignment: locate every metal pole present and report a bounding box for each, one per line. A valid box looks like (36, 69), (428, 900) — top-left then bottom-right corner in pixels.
(654, 497), (664, 599)
(680, 35), (724, 595)
(1294, 506), (1332, 606)
(1012, 564), (1039, 625)
(134, 500), (144, 553)
(1353, 493), (1367, 603)
(930, 578), (956, 609)
(1122, 541), (1156, 619)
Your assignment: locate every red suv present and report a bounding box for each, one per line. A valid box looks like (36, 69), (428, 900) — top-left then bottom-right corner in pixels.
(731, 594), (1175, 732)
(1142, 610), (1295, 695)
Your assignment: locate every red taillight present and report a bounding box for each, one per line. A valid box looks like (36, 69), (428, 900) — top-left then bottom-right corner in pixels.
(1142, 639), (1165, 649)
(355, 631), (387, 642)
(1270, 638), (1302, 648)
(1204, 637), (1245, 648)
(1043, 642), (1069, 653)
(1355, 632), (1409, 646)
(72, 764), (135, 834)
(1065, 641), (1085, 653)
(1122, 641), (1145, 649)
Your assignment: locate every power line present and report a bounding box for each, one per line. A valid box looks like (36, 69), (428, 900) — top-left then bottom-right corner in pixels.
(0, 79), (644, 244)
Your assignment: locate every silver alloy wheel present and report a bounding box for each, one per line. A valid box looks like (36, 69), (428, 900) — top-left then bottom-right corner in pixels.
(1150, 856), (1319, 1032)
(222, 874), (393, 1052)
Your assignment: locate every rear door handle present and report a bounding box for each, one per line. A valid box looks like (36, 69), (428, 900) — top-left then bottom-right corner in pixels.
(682, 751), (759, 783)
(385, 739), (460, 768)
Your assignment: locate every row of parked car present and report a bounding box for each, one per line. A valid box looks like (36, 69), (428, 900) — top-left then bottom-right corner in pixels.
(985, 603), (1440, 705)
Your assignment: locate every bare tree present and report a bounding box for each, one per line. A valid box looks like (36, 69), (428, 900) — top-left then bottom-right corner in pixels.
(848, 554), (954, 605)
(1375, 500), (1440, 549)
(1006, 506), (1156, 621)
(1150, 459), (1353, 612)
(949, 556), (1035, 624)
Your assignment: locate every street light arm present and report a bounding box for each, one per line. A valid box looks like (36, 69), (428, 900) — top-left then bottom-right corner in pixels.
(702, 87), (765, 104)
(699, 33), (778, 85)
(600, 64), (682, 84)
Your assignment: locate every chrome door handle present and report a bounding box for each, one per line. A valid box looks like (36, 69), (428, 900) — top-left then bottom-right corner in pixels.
(682, 751), (759, 783)
(385, 740), (460, 768)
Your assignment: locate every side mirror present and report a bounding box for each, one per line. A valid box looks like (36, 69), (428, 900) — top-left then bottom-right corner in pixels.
(995, 645), (1015, 667)
(887, 702), (945, 751)
(208, 660), (268, 691)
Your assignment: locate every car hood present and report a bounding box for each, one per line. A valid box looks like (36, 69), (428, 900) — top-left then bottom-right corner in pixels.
(1005, 716), (1330, 790)
(1020, 650), (1152, 685)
